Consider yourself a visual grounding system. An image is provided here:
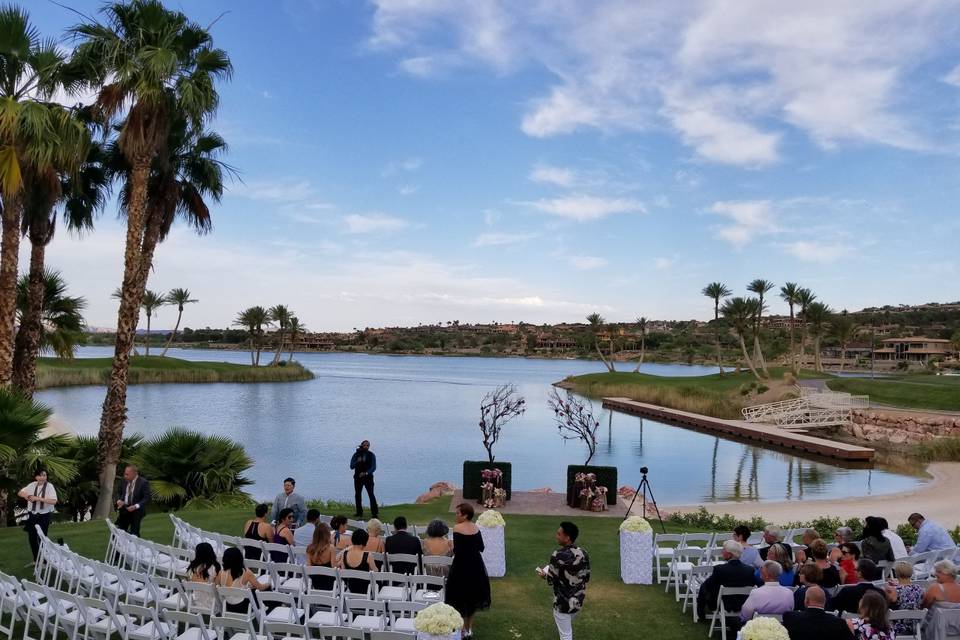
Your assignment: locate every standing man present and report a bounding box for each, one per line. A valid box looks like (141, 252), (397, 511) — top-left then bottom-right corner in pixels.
(115, 464), (151, 536)
(18, 468), (58, 562)
(271, 478), (306, 526)
(537, 521), (590, 640)
(350, 440), (378, 519)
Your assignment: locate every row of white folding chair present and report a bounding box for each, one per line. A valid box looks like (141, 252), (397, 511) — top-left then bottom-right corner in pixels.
(107, 523), (192, 578)
(708, 585), (755, 640)
(664, 535), (721, 600)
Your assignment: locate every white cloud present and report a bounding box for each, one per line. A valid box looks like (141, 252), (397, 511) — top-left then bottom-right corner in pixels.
(709, 200), (778, 248)
(343, 213), (410, 234)
(381, 157), (423, 177)
(654, 257), (675, 270)
(529, 164), (576, 188)
(523, 195), (646, 222)
(944, 64), (960, 87)
(473, 232), (537, 247)
(568, 255), (608, 271)
(231, 179), (317, 203)
(782, 240), (850, 264)
(398, 184), (420, 196)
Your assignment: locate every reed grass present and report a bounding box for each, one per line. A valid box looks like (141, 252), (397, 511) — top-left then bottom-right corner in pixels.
(562, 378), (744, 419)
(914, 436), (960, 461)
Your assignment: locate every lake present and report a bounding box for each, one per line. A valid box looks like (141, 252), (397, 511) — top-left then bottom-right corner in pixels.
(36, 347), (926, 506)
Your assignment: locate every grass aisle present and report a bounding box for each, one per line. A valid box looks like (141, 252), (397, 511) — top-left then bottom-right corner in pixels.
(0, 499), (701, 640)
(827, 374), (960, 412)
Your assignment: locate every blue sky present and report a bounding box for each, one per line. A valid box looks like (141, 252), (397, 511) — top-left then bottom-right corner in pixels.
(27, 1), (960, 331)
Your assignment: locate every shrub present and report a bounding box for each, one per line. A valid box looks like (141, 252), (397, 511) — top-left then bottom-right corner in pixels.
(462, 461), (512, 500)
(305, 498), (356, 513)
(897, 523), (918, 546)
(915, 437), (960, 461)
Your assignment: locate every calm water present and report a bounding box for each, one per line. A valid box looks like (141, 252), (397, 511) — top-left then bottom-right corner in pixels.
(36, 347), (926, 505)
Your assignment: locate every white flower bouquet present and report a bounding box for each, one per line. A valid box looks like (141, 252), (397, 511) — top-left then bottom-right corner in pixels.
(739, 617), (790, 640)
(476, 509), (505, 527)
(619, 516), (653, 533)
(414, 603), (464, 639)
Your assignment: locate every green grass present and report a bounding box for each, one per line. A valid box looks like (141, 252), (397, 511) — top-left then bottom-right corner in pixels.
(35, 356), (314, 389)
(562, 367), (821, 419)
(826, 374), (960, 412)
(0, 501), (702, 640)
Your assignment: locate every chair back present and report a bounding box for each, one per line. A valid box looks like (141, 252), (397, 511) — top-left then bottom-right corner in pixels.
(304, 566), (340, 597)
(162, 610), (213, 640)
(211, 615), (260, 640)
(312, 626), (364, 640)
(385, 554), (420, 575)
(262, 622), (309, 640)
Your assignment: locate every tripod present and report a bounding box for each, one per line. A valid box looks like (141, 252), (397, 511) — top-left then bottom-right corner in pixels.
(623, 468), (666, 533)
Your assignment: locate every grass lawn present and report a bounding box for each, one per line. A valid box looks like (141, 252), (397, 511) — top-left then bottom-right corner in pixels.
(563, 367), (823, 419)
(0, 500), (703, 640)
(35, 356), (314, 390)
(826, 374), (960, 412)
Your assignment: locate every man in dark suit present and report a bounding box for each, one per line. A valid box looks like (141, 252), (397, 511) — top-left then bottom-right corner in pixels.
(783, 586), (854, 640)
(696, 540), (760, 619)
(384, 516), (422, 574)
(831, 558), (882, 613)
(115, 465), (151, 536)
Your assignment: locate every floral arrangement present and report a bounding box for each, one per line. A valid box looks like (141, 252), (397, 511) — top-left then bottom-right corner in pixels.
(413, 603), (464, 635)
(477, 509), (505, 528)
(619, 516), (653, 533)
(572, 472), (606, 511)
(480, 469), (505, 508)
(739, 617), (790, 640)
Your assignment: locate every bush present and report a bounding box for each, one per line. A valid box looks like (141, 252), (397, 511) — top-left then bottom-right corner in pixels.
(915, 437), (960, 461)
(305, 498), (356, 513)
(566, 465), (617, 506)
(897, 523), (918, 546)
(666, 507), (766, 532)
(462, 461), (512, 501)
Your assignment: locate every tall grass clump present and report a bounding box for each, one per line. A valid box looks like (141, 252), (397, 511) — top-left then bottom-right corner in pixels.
(36, 359), (314, 389)
(563, 380), (743, 419)
(914, 437), (960, 462)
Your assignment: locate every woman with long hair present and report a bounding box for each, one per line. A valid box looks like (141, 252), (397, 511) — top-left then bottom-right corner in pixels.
(848, 590), (893, 640)
(306, 522), (336, 591)
(330, 515), (352, 551)
(185, 542), (221, 610)
(215, 547), (269, 614)
(860, 516), (894, 563)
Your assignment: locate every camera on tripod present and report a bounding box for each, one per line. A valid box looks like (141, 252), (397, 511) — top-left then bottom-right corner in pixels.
(640, 466), (649, 475)
(623, 465), (665, 532)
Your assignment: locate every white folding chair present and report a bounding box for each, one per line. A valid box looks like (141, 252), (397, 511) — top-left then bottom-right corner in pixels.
(244, 561), (275, 590)
(162, 610), (214, 640)
(181, 582), (218, 617)
(214, 588), (259, 623)
(20, 580), (72, 640)
(369, 632), (415, 640)
(311, 626), (363, 640)
(682, 565), (714, 621)
(372, 573), (408, 602)
(235, 542), (265, 563)
(708, 586), (755, 640)
(408, 575), (444, 604)
(420, 556), (452, 577)
(384, 554), (420, 576)
(304, 567), (339, 598)
(262, 622), (309, 640)
(654, 533), (685, 584)
(210, 616), (266, 640)
(272, 564), (305, 595)
(119, 603), (172, 640)
(154, 576), (187, 611)
(0, 573), (20, 640)
(301, 594), (341, 629)
(890, 609), (927, 640)
(257, 592), (303, 626)
(669, 546), (707, 602)
(263, 544), (292, 564)
(386, 601), (424, 633)
(82, 596), (129, 640)
(49, 588), (99, 640)
(343, 599), (385, 631)
(339, 571), (372, 599)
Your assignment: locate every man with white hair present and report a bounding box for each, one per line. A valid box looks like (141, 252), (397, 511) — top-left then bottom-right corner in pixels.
(696, 540), (759, 619)
(740, 561), (794, 621)
(759, 524), (794, 562)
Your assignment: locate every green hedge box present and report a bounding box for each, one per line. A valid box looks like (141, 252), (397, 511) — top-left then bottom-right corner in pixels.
(462, 461), (512, 501)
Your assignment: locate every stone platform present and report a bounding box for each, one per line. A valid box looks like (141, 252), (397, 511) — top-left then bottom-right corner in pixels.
(448, 490), (628, 518)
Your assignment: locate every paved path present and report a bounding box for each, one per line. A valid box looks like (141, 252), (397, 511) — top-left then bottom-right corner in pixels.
(448, 490), (627, 518)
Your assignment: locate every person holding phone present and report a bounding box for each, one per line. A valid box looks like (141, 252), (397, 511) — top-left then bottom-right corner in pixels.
(350, 440), (378, 518)
(537, 521), (590, 640)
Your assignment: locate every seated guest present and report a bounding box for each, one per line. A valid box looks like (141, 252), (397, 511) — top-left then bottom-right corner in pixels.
(860, 517), (894, 564)
(215, 547), (269, 614)
(423, 519), (454, 555)
(878, 518), (908, 560)
(330, 515), (352, 552)
(306, 523), (336, 591)
(783, 586), (854, 640)
(270, 508), (296, 561)
(365, 518), (386, 553)
(794, 563), (825, 611)
(921, 559), (960, 608)
(385, 516), (422, 574)
(734, 525), (761, 568)
(838, 543), (861, 585)
(808, 539), (841, 588)
(740, 561), (794, 621)
(338, 528), (377, 594)
(909, 513), (957, 555)
(241, 504), (273, 559)
(186, 542), (220, 610)
(793, 528), (820, 564)
(830, 527), (856, 563)
(884, 560), (924, 638)
(847, 590), (893, 640)
(696, 540), (758, 620)
(294, 509), (320, 547)
(833, 559), (883, 613)
(757, 543), (795, 587)
(759, 525), (794, 562)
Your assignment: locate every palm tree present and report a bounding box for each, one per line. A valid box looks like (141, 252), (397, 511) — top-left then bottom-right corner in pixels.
(135, 290), (165, 357)
(0, 389), (77, 525)
(0, 7), (89, 386)
(234, 306), (271, 366)
(746, 279), (775, 377)
(721, 297), (763, 381)
(161, 288), (197, 356)
(586, 312), (614, 372)
(632, 317), (648, 372)
(15, 270), (87, 361)
(831, 311), (857, 372)
(702, 282), (732, 375)
(287, 317), (305, 362)
(796, 288), (817, 371)
(71, 0), (232, 518)
(805, 301), (833, 372)
(269, 305), (292, 365)
(779, 282), (802, 373)
(12, 130), (106, 397)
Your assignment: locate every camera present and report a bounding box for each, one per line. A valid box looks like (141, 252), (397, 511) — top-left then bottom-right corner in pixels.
(640, 466), (649, 475)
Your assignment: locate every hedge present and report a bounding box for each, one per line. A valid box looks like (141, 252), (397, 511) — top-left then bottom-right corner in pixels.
(566, 464), (618, 506)
(462, 461), (513, 501)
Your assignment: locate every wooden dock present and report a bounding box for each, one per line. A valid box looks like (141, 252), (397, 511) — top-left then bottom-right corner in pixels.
(602, 397), (875, 462)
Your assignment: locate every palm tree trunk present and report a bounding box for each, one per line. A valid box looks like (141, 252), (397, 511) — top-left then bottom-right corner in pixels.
(593, 342), (614, 372)
(798, 324), (808, 372)
(839, 343), (846, 372)
(271, 330), (284, 365)
(249, 336), (255, 365)
(632, 338), (646, 372)
(11, 240), (47, 397)
(94, 163), (151, 519)
(287, 339), (295, 362)
(787, 307), (795, 370)
(161, 309), (183, 357)
(714, 305), (724, 375)
(739, 335), (762, 381)
(145, 314), (151, 356)
(0, 196), (23, 386)
(753, 334), (769, 378)
(814, 337), (823, 372)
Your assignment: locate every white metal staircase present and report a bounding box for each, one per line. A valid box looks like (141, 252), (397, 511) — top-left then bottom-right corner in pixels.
(741, 387), (869, 428)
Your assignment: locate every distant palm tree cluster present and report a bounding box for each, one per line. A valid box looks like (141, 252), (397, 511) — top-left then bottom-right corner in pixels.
(233, 305), (306, 366)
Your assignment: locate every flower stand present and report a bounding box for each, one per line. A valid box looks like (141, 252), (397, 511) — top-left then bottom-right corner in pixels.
(416, 633), (460, 640)
(619, 517), (654, 585)
(479, 524), (506, 577)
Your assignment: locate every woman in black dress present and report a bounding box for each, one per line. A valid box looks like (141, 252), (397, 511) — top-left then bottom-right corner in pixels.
(445, 503), (491, 639)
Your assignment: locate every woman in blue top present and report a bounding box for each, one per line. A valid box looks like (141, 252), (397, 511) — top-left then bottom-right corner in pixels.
(756, 543), (795, 587)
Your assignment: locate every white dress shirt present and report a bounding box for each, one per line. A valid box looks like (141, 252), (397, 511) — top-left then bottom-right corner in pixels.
(20, 481), (57, 515)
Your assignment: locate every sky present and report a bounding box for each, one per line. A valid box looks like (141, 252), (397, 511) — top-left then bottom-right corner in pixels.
(25, 0), (960, 331)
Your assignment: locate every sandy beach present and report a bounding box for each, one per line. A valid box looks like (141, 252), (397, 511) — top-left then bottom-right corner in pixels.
(652, 462), (960, 527)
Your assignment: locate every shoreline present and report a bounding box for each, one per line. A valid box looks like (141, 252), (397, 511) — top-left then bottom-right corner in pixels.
(656, 461), (960, 526)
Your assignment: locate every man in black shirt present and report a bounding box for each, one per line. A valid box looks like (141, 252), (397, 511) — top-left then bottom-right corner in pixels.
(384, 516), (422, 574)
(783, 586), (853, 640)
(349, 440), (378, 518)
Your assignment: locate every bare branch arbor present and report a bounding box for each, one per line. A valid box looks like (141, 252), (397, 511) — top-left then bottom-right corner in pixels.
(478, 383), (526, 463)
(547, 388), (601, 465)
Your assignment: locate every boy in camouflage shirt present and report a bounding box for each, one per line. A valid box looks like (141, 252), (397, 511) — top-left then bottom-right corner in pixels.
(538, 521), (591, 640)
